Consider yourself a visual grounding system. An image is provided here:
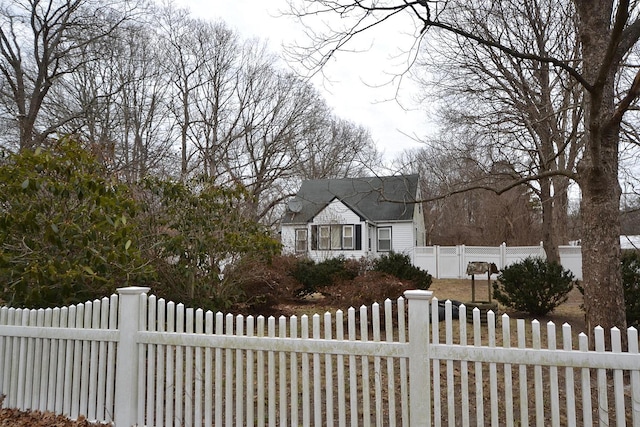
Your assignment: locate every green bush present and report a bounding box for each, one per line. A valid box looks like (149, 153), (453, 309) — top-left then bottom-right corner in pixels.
(373, 252), (432, 290)
(287, 253), (432, 298)
(0, 140), (154, 308)
(622, 250), (640, 328)
(492, 257), (575, 316)
(291, 256), (358, 295)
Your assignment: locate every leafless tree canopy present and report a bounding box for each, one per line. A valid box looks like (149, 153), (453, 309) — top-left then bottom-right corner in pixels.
(396, 145), (543, 246)
(0, 0), (382, 224)
(0, 0), (144, 150)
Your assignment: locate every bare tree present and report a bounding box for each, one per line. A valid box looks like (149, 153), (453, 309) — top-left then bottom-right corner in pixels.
(157, 5), (210, 178)
(188, 22), (246, 181)
(54, 21), (176, 180)
(287, 0), (640, 342)
(0, 0), (144, 150)
(153, 4), (383, 223)
(296, 114), (381, 179)
(115, 24), (175, 181)
(0, 0), (388, 228)
(221, 68), (321, 223)
(410, 0), (582, 263)
(397, 144), (541, 246)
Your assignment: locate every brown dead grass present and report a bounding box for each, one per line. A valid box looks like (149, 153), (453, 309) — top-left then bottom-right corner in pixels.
(269, 277), (587, 334)
(430, 278), (587, 333)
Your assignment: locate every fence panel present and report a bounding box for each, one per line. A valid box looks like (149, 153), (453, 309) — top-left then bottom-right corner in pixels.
(436, 246), (462, 278)
(559, 245), (583, 279)
(414, 243), (583, 279)
(414, 246), (438, 277)
(0, 299), (119, 423)
(134, 296), (415, 427)
(2, 287), (640, 426)
(504, 245), (547, 269)
(427, 297), (640, 426)
(464, 246), (502, 269)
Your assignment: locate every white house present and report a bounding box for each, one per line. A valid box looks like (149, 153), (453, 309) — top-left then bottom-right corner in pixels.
(281, 175), (425, 261)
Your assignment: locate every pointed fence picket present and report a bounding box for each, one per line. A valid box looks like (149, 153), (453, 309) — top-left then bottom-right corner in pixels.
(1, 287), (640, 426)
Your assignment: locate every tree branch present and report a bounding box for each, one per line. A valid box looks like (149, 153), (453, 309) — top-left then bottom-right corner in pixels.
(287, 1), (590, 89)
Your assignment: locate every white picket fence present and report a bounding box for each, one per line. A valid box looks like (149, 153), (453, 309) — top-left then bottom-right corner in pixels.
(1, 287), (639, 426)
(413, 243), (584, 280)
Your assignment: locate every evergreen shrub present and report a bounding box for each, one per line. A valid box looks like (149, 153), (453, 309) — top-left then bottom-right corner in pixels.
(373, 251), (432, 290)
(291, 256), (357, 294)
(622, 250), (640, 328)
(492, 257), (575, 316)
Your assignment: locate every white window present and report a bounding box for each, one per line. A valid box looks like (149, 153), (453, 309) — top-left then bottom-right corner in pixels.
(319, 226), (330, 250)
(343, 225), (354, 249)
(377, 227), (391, 252)
(295, 229), (308, 252)
(331, 225), (342, 249)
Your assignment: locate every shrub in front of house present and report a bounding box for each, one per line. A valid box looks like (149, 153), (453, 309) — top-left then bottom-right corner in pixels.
(373, 251), (432, 290)
(622, 250), (640, 328)
(291, 256), (358, 295)
(492, 257), (575, 316)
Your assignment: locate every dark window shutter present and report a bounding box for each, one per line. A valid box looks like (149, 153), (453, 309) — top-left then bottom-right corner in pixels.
(355, 224), (362, 250)
(311, 225), (317, 250)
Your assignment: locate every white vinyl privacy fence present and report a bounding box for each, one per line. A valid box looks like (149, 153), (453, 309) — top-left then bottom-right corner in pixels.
(1, 287), (639, 426)
(413, 243), (584, 280)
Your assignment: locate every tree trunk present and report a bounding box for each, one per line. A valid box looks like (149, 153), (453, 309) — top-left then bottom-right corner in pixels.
(552, 176), (571, 245)
(579, 155), (625, 340)
(181, 88), (189, 179)
(571, 87), (622, 348)
(18, 114), (37, 151)
(540, 177), (560, 264)
(574, 0), (627, 348)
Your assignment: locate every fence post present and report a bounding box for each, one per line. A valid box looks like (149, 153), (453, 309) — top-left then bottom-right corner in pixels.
(114, 286), (150, 427)
(404, 289), (433, 427)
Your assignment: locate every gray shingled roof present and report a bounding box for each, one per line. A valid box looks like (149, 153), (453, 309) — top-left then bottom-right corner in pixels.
(282, 175), (419, 224)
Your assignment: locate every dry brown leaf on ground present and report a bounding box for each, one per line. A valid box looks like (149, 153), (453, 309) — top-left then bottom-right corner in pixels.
(0, 396), (111, 427)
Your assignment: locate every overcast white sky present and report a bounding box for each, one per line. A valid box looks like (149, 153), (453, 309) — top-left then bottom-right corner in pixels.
(172, 0), (433, 161)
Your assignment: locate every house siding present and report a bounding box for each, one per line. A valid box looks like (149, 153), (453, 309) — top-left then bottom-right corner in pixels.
(376, 221), (414, 255)
(281, 200), (368, 261)
(413, 200), (426, 246)
(282, 220), (416, 262)
(280, 225), (299, 254)
(307, 200), (365, 261)
(314, 199), (361, 224)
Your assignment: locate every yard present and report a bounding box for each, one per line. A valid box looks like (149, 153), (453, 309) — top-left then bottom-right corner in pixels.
(430, 278), (586, 332)
(269, 276), (587, 335)
(246, 277), (621, 426)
